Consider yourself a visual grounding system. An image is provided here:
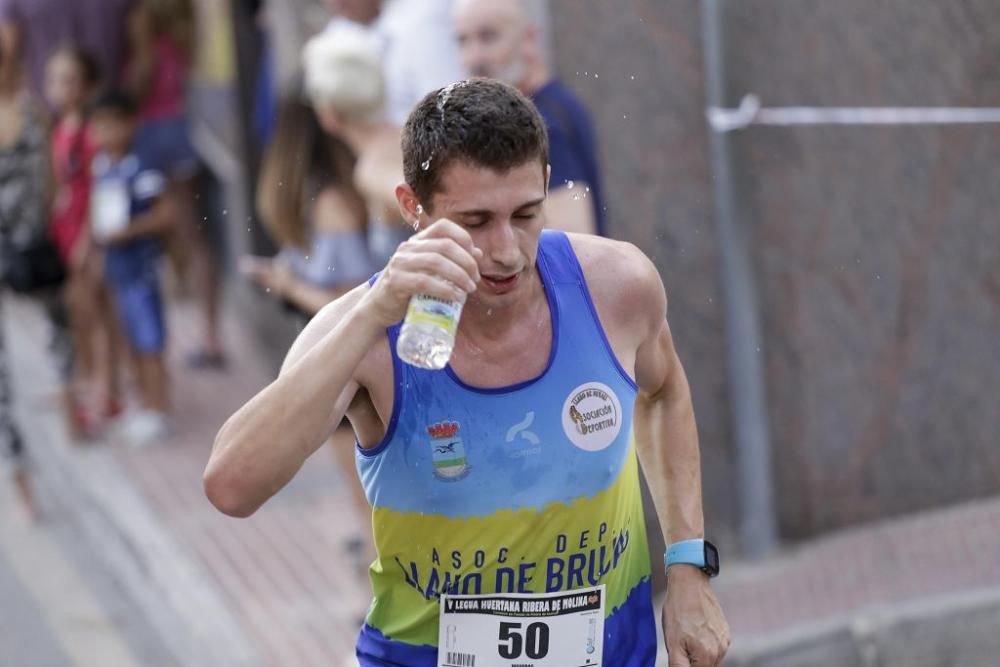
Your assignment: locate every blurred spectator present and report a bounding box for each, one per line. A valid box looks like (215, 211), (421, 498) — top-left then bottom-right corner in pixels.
(45, 46), (124, 437)
(248, 91), (375, 572)
(453, 0), (606, 236)
(302, 23), (412, 267)
(300, 22), (420, 572)
(0, 0), (136, 103)
(88, 90), (174, 447)
(126, 0), (226, 370)
(252, 1), (278, 145)
(248, 92), (371, 317)
(127, 0), (198, 179)
(324, 0), (466, 125)
(0, 51), (45, 520)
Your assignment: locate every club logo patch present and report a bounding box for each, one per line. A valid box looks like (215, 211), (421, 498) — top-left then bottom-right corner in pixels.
(428, 421), (469, 481)
(562, 382), (622, 451)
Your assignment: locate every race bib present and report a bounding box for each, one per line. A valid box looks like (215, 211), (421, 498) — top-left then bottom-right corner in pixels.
(438, 585), (605, 667)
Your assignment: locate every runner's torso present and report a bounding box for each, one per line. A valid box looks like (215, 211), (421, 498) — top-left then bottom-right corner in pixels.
(354, 231), (656, 666)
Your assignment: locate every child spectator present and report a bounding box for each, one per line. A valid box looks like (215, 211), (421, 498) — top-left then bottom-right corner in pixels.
(47, 47), (100, 281)
(88, 90), (174, 447)
(45, 46), (123, 437)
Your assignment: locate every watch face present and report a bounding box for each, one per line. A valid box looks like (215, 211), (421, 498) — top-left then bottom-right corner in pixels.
(703, 541), (720, 575)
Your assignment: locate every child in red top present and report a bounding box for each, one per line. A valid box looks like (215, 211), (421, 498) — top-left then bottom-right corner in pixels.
(47, 48), (100, 266)
(45, 47), (123, 436)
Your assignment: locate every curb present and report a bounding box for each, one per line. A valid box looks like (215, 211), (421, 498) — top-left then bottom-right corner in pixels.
(727, 586), (1000, 667)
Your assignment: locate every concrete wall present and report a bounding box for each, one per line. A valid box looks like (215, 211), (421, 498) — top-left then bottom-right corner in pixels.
(548, 0), (1000, 545)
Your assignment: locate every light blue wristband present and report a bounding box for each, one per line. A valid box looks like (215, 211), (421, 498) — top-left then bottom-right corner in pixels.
(664, 538), (707, 571)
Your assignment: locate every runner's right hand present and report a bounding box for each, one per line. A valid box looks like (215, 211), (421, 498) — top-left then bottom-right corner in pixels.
(361, 219), (482, 327)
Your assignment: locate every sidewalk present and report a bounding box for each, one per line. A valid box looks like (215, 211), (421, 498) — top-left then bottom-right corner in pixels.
(716, 495), (1000, 638)
(4, 288), (1000, 666)
(5, 291), (369, 666)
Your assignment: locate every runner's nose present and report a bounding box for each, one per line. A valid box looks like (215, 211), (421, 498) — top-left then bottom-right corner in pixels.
(486, 220), (519, 268)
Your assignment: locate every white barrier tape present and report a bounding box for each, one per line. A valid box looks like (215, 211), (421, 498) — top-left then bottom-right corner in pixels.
(708, 94), (1000, 132)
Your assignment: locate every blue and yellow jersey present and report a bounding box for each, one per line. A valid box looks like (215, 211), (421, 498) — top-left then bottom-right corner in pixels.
(356, 231), (655, 666)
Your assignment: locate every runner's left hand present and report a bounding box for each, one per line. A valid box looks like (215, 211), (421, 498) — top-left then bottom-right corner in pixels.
(663, 565), (730, 666)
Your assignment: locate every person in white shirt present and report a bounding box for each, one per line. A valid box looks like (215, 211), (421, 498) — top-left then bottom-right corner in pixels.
(324, 0), (467, 125)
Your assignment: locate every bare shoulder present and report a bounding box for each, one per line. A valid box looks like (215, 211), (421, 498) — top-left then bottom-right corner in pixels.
(567, 233), (666, 320)
(356, 130), (403, 180)
(354, 132), (405, 212)
(313, 185), (365, 233)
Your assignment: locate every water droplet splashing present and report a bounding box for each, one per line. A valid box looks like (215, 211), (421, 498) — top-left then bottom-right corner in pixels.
(436, 81), (468, 121)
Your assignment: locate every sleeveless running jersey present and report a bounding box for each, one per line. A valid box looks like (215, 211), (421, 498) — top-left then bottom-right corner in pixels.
(356, 230), (656, 666)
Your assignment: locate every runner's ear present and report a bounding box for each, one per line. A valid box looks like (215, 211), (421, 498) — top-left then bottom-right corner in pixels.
(395, 183), (423, 229)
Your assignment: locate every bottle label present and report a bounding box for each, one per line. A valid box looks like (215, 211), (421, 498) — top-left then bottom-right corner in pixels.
(405, 295), (462, 336)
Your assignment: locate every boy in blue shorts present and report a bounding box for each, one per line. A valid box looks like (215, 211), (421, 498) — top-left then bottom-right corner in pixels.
(88, 90), (174, 446)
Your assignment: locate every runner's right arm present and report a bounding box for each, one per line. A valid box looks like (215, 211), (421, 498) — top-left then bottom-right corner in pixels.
(204, 220), (481, 517)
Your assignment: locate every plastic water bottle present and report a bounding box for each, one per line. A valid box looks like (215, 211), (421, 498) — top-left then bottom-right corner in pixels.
(396, 292), (466, 369)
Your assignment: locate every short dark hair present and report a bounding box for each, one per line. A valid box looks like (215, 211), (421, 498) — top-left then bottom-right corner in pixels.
(87, 89), (138, 119)
(401, 78), (549, 208)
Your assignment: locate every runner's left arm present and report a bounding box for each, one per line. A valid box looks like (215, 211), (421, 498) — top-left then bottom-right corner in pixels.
(631, 257), (730, 667)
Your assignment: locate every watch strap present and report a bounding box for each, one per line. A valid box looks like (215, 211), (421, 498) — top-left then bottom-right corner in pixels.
(664, 538), (706, 570)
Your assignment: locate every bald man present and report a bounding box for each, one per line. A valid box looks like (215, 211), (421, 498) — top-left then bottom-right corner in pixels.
(454, 0), (607, 237)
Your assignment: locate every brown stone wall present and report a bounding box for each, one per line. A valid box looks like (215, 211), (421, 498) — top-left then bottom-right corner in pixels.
(549, 0), (1000, 544)
(724, 0), (1000, 538)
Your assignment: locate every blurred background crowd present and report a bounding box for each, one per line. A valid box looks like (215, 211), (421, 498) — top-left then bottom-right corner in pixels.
(0, 1), (997, 666)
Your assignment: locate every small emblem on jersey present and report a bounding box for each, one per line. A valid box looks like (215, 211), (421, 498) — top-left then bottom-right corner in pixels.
(428, 421), (469, 481)
(505, 411), (540, 445)
(562, 382), (623, 451)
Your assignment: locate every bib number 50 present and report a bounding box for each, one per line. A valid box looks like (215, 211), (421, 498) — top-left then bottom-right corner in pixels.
(498, 621), (550, 660)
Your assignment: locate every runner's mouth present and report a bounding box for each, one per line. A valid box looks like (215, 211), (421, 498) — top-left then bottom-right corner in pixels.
(481, 273), (520, 293)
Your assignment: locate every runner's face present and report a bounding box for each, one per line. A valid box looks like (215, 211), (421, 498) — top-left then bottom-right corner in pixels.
(428, 160), (547, 307)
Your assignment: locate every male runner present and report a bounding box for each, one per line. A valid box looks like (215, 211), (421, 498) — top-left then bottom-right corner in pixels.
(205, 79), (729, 666)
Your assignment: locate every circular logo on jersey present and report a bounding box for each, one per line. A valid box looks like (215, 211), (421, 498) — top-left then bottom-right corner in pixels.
(562, 382), (623, 451)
